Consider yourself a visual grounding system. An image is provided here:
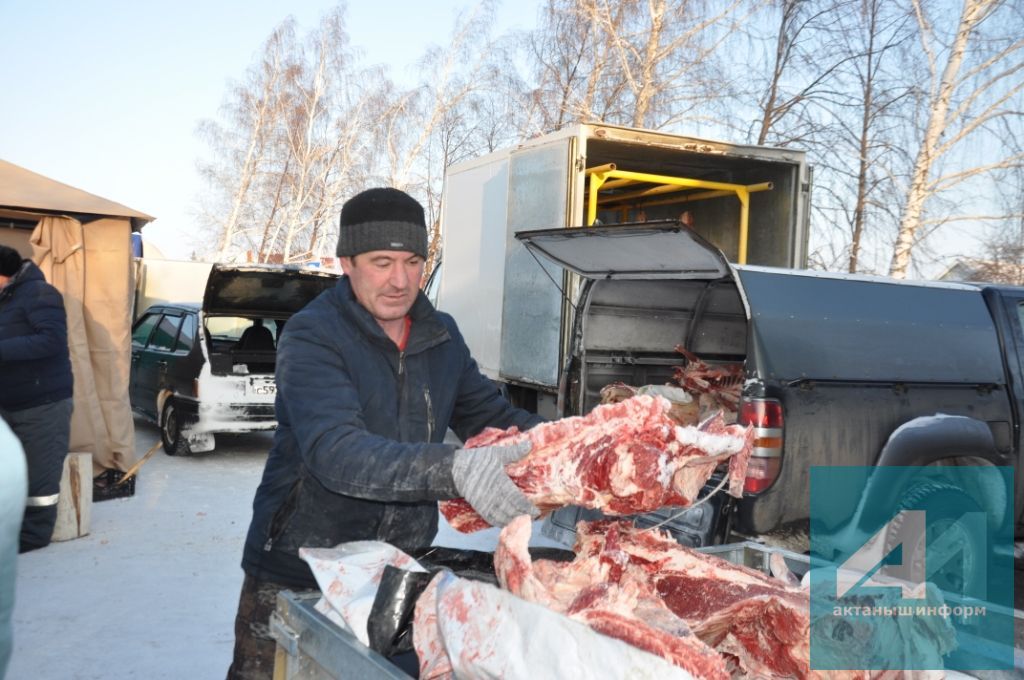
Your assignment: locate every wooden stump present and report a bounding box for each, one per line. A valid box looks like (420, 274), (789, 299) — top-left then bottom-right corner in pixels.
(52, 452), (92, 542)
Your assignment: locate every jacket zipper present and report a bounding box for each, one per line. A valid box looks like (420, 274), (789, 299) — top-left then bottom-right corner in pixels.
(397, 351), (406, 439)
(424, 389), (433, 441)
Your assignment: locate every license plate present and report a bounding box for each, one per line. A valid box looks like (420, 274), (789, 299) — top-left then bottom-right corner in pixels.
(252, 382), (276, 395)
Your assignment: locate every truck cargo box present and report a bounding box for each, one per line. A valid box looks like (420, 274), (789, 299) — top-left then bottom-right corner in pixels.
(437, 123), (809, 404)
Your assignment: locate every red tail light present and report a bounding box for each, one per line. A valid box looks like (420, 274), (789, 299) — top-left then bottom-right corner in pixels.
(739, 398), (783, 494)
(743, 457), (782, 494)
(740, 399), (783, 429)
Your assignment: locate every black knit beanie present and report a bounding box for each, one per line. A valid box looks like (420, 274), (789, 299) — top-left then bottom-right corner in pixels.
(336, 188), (428, 259)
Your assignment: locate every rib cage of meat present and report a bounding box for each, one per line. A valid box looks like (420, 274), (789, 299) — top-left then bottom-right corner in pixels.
(672, 346), (744, 412)
(441, 395), (754, 533)
(495, 516), (814, 679)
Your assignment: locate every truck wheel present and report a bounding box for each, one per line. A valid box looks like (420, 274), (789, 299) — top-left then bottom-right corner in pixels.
(883, 483), (986, 598)
(160, 399), (192, 456)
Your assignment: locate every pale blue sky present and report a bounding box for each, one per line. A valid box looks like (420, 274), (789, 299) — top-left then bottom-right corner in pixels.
(0, 0), (535, 258)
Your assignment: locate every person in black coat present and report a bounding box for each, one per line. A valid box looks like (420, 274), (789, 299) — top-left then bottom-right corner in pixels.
(0, 245), (74, 553)
(227, 189), (543, 680)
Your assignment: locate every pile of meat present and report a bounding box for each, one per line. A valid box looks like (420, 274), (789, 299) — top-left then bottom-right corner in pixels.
(414, 518), (955, 679)
(601, 346), (744, 425)
(495, 516), (810, 679)
(672, 346), (743, 415)
(441, 394), (754, 533)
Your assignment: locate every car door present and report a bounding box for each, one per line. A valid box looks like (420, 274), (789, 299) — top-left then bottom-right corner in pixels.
(134, 312), (184, 416)
(166, 312), (199, 398)
(130, 312), (162, 415)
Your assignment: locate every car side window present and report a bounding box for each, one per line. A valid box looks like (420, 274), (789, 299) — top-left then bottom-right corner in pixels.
(149, 315), (182, 351)
(132, 314), (161, 347)
(177, 314), (197, 352)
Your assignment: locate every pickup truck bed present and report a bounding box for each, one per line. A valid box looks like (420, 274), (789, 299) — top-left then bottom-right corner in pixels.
(270, 543), (1024, 678)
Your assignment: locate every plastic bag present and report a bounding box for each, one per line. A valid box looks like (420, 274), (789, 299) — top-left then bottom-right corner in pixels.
(368, 546), (574, 656)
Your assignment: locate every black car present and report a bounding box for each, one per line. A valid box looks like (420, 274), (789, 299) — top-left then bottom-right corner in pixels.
(129, 264), (339, 454)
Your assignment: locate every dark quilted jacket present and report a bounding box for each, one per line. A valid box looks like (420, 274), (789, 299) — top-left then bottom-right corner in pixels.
(241, 276), (541, 587)
(0, 260), (73, 411)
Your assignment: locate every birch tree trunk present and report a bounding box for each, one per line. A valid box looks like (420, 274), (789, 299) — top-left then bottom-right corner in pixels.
(213, 26), (291, 261)
(889, 0), (998, 278)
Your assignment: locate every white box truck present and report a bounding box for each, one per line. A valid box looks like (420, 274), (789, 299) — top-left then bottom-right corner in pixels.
(436, 122), (811, 419)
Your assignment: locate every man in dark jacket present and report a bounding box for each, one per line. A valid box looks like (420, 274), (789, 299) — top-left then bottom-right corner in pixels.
(0, 245), (74, 553)
(227, 189), (543, 680)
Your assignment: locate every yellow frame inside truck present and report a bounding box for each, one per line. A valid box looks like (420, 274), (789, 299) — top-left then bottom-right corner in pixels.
(584, 164), (773, 265)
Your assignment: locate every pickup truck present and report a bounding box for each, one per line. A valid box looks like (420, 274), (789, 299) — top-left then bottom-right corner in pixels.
(511, 222), (1021, 557)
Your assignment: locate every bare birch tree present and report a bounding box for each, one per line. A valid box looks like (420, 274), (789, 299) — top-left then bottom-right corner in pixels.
(521, 0), (604, 132)
(198, 6), (390, 264)
(823, 0), (917, 272)
(196, 22), (296, 260)
(971, 127), (1024, 283)
(889, 0), (1024, 278)
(260, 8), (378, 263)
(582, 0), (749, 129)
(370, 1), (516, 281)
(520, 0), (749, 132)
(747, 0), (865, 148)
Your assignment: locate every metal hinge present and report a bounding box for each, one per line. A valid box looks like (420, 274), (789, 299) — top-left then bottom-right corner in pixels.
(270, 612), (299, 657)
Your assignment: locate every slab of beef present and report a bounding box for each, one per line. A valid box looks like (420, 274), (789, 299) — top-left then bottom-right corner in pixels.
(495, 515), (730, 680)
(495, 516), (812, 679)
(495, 518), (957, 679)
(441, 395), (754, 533)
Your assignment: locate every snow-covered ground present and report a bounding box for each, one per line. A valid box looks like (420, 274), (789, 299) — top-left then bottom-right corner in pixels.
(9, 420), (267, 680)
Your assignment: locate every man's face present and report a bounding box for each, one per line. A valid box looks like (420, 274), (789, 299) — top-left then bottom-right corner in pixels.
(0, 275), (9, 291)
(341, 250), (425, 322)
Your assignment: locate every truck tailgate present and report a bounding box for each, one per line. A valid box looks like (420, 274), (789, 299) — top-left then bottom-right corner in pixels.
(271, 590), (413, 679)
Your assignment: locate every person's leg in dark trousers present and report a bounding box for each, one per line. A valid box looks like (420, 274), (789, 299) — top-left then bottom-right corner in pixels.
(226, 574), (288, 680)
(0, 398), (73, 553)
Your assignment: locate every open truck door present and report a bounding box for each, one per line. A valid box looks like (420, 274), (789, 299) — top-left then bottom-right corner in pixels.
(516, 220), (744, 548)
(516, 220), (732, 280)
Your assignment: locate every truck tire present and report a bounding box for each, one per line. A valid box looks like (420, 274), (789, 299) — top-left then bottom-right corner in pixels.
(883, 482), (986, 598)
(160, 399), (191, 456)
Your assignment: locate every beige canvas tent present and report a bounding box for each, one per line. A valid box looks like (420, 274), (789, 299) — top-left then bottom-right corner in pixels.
(0, 159), (153, 475)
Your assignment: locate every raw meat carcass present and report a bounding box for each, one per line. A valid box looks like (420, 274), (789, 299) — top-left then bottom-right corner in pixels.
(672, 346), (743, 417)
(494, 518), (955, 679)
(496, 516), (812, 678)
(495, 515), (731, 680)
(441, 395), (753, 533)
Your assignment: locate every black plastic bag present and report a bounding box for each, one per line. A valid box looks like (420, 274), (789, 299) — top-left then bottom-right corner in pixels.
(368, 565), (435, 656)
(367, 546), (574, 657)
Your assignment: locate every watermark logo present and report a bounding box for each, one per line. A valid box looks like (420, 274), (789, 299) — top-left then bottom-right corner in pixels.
(810, 466), (1013, 672)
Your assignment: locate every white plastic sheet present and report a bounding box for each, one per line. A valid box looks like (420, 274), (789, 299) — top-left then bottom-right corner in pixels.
(415, 571), (695, 680)
(299, 541), (426, 647)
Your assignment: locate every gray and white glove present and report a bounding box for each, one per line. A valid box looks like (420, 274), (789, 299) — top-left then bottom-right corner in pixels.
(451, 441), (539, 527)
